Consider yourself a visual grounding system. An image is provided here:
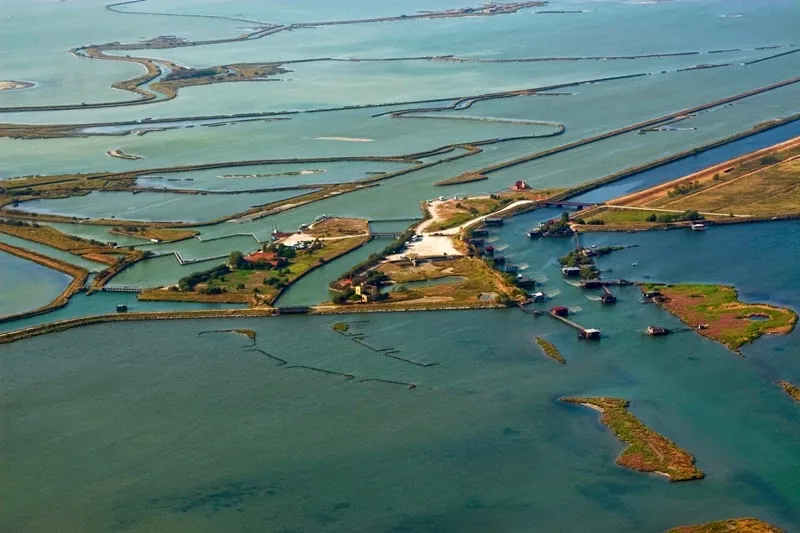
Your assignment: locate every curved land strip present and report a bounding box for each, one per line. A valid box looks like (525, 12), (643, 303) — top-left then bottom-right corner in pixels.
(0, 220), (146, 284)
(577, 135), (800, 229)
(0, 242), (88, 323)
(108, 226), (198, 243)
(641, 284), (798, 354)
(562, 397), (704, 482)
(666, 518), (782, 533)
(776, 380), (800, 403)
(198, 328), (256, 342)
(0, 1), (547, 114)
(534, 336), (565, 364)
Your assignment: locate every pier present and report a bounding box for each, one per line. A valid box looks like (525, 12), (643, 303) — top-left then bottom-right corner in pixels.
(549, 308), (601, 339)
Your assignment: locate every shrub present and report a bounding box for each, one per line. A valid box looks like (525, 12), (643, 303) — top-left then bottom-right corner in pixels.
(645, 214), (657, 222)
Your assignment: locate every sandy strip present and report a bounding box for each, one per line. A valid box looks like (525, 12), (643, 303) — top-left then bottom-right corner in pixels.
(314, 136), (375, 142)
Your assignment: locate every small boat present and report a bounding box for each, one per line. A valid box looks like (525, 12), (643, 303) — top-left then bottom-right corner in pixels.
(647, 325), (670, 336)
(116, 303), (128, 313)
(631, 261), (638, 266)
(691, 223), (707, 231)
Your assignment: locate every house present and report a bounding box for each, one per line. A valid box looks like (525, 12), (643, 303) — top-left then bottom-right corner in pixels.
(511, 180), (530, 191)
(244, 250), (282, 268)
(551, 306), (569, 317)
(580, 279), (603, 289)
(561, 266), (582, 277)
(355, 282), (380, 303)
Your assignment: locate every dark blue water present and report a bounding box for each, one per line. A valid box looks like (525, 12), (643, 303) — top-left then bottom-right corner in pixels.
(571, 120), (800, 203)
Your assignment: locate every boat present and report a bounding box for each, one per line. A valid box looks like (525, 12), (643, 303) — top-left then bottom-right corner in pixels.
(647, 325), (670, 336)
(691, 223), (707, 231)
(529, 292), (547, 303)
(116, 303), (128, 313)
(631, 261), (638, 266)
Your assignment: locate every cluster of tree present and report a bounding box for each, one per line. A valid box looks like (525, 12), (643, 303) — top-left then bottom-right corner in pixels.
(667, 180), (702, 197)
(227, 250), (287, 271)
(0, 218), (38, 227)
(112, 225), (146, 233)
(644, 210), (704, 223)
(559, 249), (594, 268)
(165, 67), (219, 81)
(178, 264), (231, 291)
(540, 213), (573, 236)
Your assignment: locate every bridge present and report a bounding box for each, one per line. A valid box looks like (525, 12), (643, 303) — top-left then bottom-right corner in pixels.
(102, 285), (144, 293)
(536, 200), (601, 210)
(370, 232), (403, 238)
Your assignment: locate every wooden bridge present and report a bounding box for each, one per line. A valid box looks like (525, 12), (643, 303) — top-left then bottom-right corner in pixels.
(548, 310), (601, 339)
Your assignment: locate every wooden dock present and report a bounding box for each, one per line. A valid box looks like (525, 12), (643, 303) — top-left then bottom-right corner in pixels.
(548, 310), (601, 339)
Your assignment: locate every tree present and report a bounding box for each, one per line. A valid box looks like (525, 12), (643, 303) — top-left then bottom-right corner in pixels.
(645, 214), (657, 222)
(229, 251), (245, 268)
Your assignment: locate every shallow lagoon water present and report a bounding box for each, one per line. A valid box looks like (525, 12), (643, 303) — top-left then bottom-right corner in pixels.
(2, 0), (800, 531)
(0, 252), (70, 317)
(9, 189), (308, 223)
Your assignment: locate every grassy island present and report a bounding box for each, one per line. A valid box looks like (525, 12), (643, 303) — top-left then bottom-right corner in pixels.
(562, 397), (704, 482)
(667, 518), (782, 533)
(776, 380), (800, 403)
(331, 322), (350, 333)
(534, 337), (566, 364)
(641, 284), (798, 352)
(109, 226), (198, 243)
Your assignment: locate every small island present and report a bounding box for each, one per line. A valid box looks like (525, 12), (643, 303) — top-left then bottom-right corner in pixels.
(534, 336), (566, 364)
(0, 80), (35, 92)
(777, 380), (800, 403)
(562, 397), (704, 482)
(641, 284), (798, 353)
(109, 226), (198, 243)
(107, 148), (145, 161)
(666, 518), (782, 533)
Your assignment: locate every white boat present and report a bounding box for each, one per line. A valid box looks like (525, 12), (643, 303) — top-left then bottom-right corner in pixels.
(691, 223), (707, 231)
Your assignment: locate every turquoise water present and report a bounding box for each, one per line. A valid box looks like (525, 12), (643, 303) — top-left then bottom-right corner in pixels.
(2, 0), (800, 530)
(9, 189), (308, 223)
(0, 252), (70, 317)
(0, 233), (108, 271)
